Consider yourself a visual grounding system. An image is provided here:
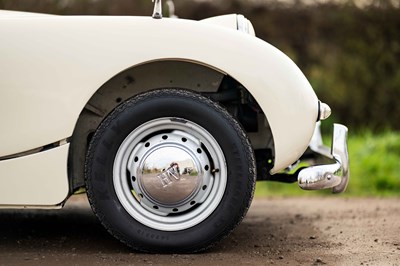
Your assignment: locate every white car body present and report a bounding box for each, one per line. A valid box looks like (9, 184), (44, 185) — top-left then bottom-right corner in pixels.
(0, 11), (321, 206)
(0, 7), (349, 252)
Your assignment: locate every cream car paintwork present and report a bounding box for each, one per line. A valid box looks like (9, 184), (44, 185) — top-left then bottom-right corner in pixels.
(202, 14), (256, 36)
(201, 14), (240, 31)
(0, 144), (69, 206)
(0, 14), (318, 198)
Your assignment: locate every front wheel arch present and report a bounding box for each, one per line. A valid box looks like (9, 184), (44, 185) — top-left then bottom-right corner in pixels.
(85, 89), (256, 252)
(69, 60), (275, 192)
(68, 60), (224, 192)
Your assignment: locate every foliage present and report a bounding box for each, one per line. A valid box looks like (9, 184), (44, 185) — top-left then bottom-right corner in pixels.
(346, 131), (400, 196)
(0, 0), (153, 15)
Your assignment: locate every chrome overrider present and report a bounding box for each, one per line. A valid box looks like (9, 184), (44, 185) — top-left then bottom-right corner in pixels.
(298, 122), (349, 193)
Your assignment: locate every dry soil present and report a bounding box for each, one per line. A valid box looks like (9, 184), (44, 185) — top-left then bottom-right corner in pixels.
(0, 195), (399, 265)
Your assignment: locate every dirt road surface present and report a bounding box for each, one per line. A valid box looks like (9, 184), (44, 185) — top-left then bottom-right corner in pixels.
(0, 195), (399, 266)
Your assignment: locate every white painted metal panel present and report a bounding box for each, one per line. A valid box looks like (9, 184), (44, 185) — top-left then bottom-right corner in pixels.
(0, 144), (69, 206)
(0, 15), (318, 173)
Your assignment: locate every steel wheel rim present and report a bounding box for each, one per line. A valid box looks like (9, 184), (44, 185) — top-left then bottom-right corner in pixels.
(113, 117), (227, 231)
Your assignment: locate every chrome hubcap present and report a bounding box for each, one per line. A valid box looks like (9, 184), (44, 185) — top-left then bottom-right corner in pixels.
(113, 118), (227, 231)
(130, 130), (212, 214)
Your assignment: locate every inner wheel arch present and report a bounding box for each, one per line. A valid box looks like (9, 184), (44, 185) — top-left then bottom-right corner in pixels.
(68, 60), (224, 192)
(69, 60), (274, 193)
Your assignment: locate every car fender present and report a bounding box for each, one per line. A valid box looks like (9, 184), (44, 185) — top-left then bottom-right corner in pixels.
(0, 15), (318, 173)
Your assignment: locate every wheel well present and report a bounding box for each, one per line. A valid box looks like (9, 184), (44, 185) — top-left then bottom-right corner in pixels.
(68, 60), (274, 192)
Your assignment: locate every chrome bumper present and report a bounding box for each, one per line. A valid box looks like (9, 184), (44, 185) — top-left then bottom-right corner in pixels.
(298, 122), (349, 193)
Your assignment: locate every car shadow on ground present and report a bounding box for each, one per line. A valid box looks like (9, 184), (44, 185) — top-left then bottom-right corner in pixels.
(0, 195), (330, 265)
(0, 196), (128, 254)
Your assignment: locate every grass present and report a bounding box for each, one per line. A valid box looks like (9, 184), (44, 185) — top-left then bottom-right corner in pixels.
(255, 131), (400, 197)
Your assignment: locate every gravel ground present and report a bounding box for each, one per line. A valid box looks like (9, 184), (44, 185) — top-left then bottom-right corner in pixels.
(0, 195), (399, 266)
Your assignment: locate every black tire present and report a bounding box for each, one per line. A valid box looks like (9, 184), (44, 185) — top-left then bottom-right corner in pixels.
(85, 89), (256, 253)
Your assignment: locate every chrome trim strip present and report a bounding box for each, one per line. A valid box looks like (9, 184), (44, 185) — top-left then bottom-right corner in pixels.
(298, 123), (349, 193)
(0, 138), (70, 161)
(0, 204), (63, 209)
